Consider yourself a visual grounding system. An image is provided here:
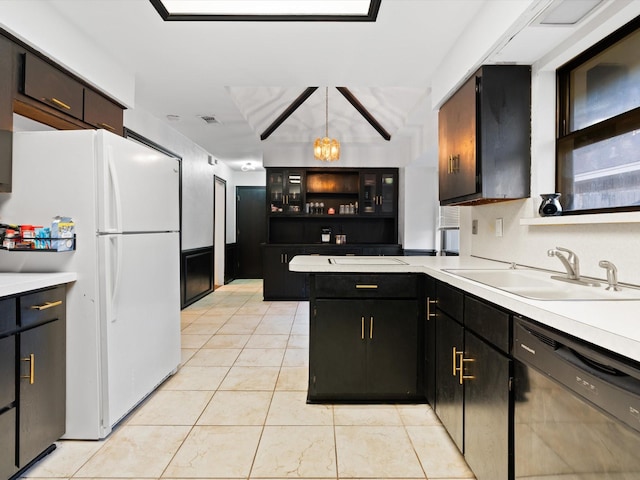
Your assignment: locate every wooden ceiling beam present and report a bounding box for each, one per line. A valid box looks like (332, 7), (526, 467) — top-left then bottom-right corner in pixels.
(336, 87), (391, 141)
(260, 87), (318, 140)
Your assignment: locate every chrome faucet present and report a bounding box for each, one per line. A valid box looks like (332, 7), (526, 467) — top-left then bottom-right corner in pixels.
(599, 260), (621, 291)
(547, 247), (580, 280)
(547, 247), (600, 286)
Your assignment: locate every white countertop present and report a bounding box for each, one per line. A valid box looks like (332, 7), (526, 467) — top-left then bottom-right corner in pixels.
(0, 272), (77, 297)
(290, 255), (640, 363)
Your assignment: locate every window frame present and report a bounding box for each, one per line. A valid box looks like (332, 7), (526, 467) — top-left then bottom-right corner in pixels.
(556, 15), (640, 215)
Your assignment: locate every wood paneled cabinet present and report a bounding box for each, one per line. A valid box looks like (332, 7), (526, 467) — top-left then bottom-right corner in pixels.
(308, 274), (423, 402)
(0, 286), (66, 477)
(438, 65), (531, 205)
(84, 88), (124, 135)
(432, 279), (513, 480)
(0, 34), (13, 193)
(23, 53), (84, 120)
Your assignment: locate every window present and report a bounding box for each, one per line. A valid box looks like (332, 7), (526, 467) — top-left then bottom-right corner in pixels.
(557, 16), (640, 214)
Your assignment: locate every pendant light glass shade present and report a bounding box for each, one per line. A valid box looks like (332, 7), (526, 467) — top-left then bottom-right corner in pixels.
(314, 87), (340, 162)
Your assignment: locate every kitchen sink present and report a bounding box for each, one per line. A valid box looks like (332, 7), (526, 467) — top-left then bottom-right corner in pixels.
(444, 267), (640, 301)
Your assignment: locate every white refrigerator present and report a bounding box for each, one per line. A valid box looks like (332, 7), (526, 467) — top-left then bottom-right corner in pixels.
(0, 129), (181, 439)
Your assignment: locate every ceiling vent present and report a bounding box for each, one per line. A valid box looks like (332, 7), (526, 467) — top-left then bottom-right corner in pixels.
(199, 115), (222, 125)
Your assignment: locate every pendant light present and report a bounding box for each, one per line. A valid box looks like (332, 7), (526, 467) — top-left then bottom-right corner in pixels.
(313, 87), (340, 162)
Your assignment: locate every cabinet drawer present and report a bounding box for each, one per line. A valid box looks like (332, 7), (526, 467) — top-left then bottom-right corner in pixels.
(84, 88), (124, 135)
(0, 335), (15, 408)
(465, 296), (510, 354)
(0, 298), (17, 335)
(436, 281), (464, 321)
(0, 408), (16, 479)
(314, 274), (418, 298)
(23, 53), (84, 119)
(19, 286), (65, 329)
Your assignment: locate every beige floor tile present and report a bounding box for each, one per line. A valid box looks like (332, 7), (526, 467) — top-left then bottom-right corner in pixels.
(203, 334), (250, 349)
(219, 366), (280, 391)
(406, 425), (475, 479)
(275, 367), (309, 391)
(181, 323), (222, 335)
(335, 426), (424, 478)
(266, 302), (299, 315)
(396, 404), (441, 426)
(187, 348), (242, 367)
(163, 426), (262, 478)
(333, 404), (404, 426)
(245, 334), (290, 349)
(282, 349), (309, 367)
(290, 322), (309, 335)
(266, 391), (332, 426)
(254, 317), (294, 335)
(234, 348), (285, 367)
(21, 440), (104, 478)
(181, 334), (213, 349)
(162, 366), (229, 391)
(236, 303), (270, 314)
(75, 425), (190, 478)
(200, 306), (240, 317)
(192, 313), (232, 325)
(197, 391), (272, 425)
(251, 426), (336, 478)
(180, 348), (198, 366)
(216, 321), (258, 335)
(287, 335), (309, 349)
(128, 390), (213, 426)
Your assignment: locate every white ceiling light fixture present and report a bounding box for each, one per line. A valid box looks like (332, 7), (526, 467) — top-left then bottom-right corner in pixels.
(535, 0), (603, 26)
(149, 0), (381, 21)
(314, 87), (340, 162)
(241, 162), (256, 172)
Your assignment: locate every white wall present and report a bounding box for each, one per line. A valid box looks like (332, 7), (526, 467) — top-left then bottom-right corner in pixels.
(460, 4), (640, 285)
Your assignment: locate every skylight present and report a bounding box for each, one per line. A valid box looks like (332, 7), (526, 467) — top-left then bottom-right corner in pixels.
(149, 0), (381, 21)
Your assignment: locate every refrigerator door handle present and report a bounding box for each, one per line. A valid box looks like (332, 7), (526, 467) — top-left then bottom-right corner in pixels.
(107, 146), (123, 233)
(105, 235), (123, 323)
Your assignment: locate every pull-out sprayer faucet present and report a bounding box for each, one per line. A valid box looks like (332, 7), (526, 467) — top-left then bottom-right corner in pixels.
(599, 260), (621, 291)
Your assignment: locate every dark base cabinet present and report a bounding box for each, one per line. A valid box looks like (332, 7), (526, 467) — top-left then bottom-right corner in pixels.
(308, 273), (424, 402)
(0, 285), (66, 478)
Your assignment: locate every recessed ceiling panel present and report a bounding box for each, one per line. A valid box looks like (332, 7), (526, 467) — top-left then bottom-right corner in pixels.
(150, 0), (381, 21)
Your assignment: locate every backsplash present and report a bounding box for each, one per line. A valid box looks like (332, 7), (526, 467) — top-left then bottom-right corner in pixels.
(460, 198), (640, 286)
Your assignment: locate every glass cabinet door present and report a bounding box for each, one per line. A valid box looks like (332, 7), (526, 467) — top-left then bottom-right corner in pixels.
(268, 171), (285, 213)
(361, 173), (378, 214)
(380, 172), (395, 214)
(285, 172), (303, 214)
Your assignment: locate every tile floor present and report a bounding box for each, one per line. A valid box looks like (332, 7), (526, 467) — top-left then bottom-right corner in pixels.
(20, 279), (475, 480)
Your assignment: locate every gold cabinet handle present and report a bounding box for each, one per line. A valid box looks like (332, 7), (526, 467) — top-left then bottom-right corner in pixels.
(361, 316), (365, 340)
(30, 300), (63, 310)
(21, 353), (35, 384)
(457, 351), (475, 385)
(98, 122), (116, 132)
(45, 97), (71, 110)
(427, 297), (437, 319)
(369, 316), (374, 339)
(355, 284), (378, 289)
(452, 346), (459, 376)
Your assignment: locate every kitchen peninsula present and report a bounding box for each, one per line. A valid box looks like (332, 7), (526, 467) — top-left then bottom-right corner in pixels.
(292, 254), (640, 480)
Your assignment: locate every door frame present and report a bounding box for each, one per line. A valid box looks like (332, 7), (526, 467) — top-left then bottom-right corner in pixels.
(214, 175), (227, 288)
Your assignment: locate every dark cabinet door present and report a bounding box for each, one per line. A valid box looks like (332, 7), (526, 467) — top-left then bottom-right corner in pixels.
(18, 319), (66, 467)
(23, 53), (84, 119)
(267, 169), (305, 215)
(438, 75), (477, 202)
(0, 335), (15, 408)
(0, 408), (16, 479)
(263, 247), (307, 300)
(464, 331), (511, 480)
(360, 170), (397, 216)
(84, 88), (124, 135)
(435, 311), (465, 452)
(424, 276), (437, 406)
(0, 35), (12, 192)
(310, 300), (367, 398)
(366, 300), (418, 396)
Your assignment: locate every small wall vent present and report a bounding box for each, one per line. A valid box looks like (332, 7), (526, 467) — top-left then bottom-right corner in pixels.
(199, 115), (222, 125)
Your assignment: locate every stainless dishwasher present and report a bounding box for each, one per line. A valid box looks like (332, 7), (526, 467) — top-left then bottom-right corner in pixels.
(513, 317), (640, 479)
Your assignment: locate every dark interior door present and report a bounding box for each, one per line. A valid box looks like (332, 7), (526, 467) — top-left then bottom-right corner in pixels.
(236, 186), (266, 278)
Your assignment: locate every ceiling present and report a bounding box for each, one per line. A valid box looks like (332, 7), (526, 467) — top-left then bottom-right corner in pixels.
(28, 0), (617, 171)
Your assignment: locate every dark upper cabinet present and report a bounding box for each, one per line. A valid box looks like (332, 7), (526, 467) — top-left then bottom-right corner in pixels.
(84, 88), (124, 135)
(439, 65), (531, 205)
(0, 34), (13, 193)
(267, 169), (305, 214)
(23, 52), (84, 120)
(360, 170), (397, 216)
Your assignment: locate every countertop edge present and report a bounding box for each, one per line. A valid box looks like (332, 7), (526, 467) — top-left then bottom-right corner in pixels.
(0, 272), (78, 297)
